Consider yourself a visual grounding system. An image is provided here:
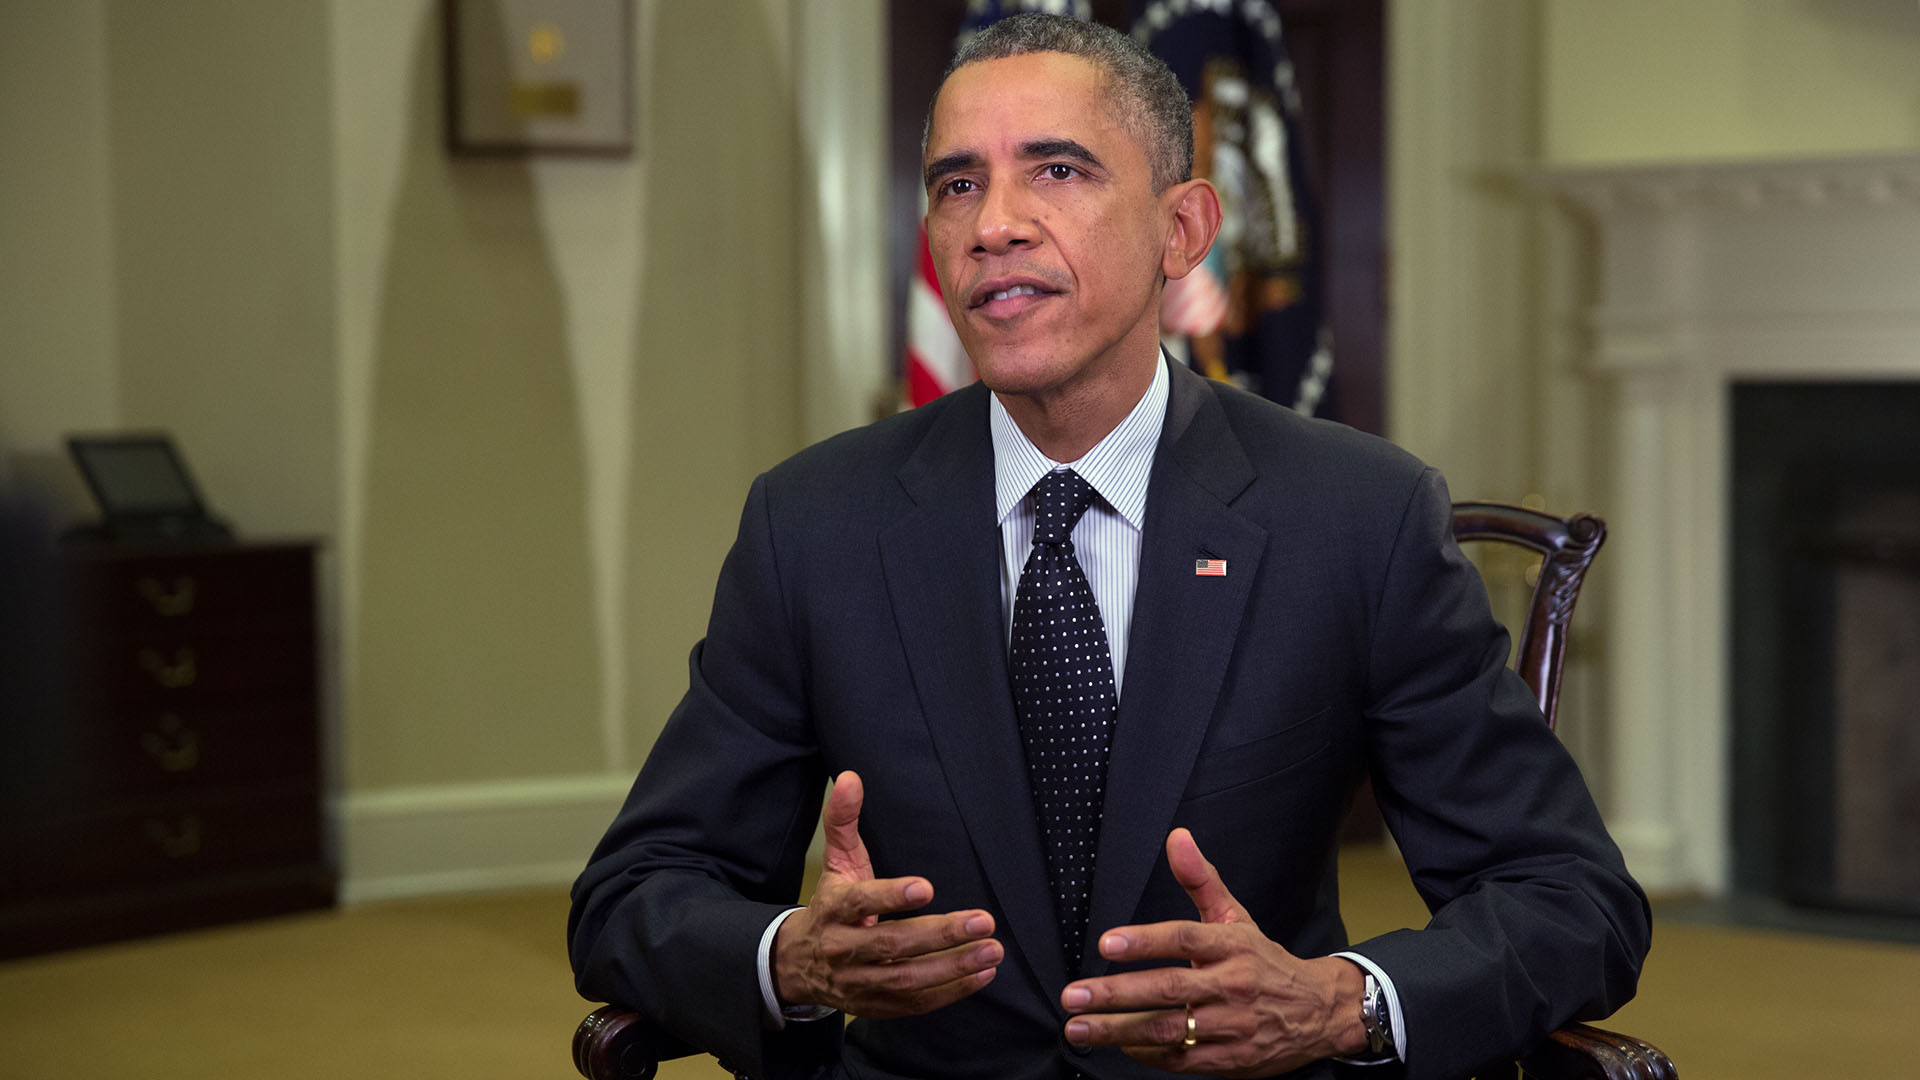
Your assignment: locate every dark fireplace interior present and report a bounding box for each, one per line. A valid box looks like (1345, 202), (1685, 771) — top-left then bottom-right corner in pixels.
(1732, 382), (1920, 921)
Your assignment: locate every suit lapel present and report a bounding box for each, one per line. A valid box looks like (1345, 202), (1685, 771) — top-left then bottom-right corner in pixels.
(879, 385), (1068, 992)
(1083, 364), (1267, 971)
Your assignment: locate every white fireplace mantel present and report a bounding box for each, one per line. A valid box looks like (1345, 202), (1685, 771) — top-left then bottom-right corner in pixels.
(1539, 154), (1920, 895)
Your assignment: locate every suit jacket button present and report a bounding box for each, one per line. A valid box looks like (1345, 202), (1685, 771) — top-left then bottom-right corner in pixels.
(1059, 1032), (1092, 1058)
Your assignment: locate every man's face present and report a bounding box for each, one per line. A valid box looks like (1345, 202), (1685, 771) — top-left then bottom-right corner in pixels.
(922, 52), (1172, 404)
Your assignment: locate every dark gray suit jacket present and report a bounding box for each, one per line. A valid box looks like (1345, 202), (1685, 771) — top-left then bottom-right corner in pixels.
(569, 361), (1649, 1080)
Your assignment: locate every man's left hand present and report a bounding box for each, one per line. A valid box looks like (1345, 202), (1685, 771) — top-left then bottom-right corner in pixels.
(1060, 829), (1370, 1077)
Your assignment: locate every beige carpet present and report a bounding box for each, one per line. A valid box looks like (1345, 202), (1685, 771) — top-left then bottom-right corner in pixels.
(0, 847), (1915, 1078)
(1335, 847), (1920, 1078)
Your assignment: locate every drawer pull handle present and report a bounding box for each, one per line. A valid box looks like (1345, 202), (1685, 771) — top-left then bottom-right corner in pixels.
(144, 816), (202, 859)
(138, 576), (197, 616)
(138, 648), (197, 689)
(141, 713), (200, 772)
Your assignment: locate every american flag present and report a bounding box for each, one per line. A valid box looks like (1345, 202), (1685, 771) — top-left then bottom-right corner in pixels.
(1194, 558), (1227, 577)
(1160, 262), (1230, 338)
(903, 230), (972, 406)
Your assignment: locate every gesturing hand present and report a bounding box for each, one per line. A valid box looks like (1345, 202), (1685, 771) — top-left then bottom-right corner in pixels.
(1059, 829), (1369, 1077)
(772, 771), (1003, 1018)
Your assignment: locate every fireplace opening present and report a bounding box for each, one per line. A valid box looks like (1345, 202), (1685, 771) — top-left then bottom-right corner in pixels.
(1732, 382), (1920, 920)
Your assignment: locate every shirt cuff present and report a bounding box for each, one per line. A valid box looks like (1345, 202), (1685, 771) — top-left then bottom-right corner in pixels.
(1330, 951), (1408, 1065)
(757, 906), (839, 1028)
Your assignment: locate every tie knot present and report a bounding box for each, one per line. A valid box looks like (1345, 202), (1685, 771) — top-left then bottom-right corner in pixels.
(1029, 469), (1098, 545)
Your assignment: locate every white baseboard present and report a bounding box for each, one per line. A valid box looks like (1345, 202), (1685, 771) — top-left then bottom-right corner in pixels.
(336, 773), (634, 904)
(1613, 820), (1689, 895)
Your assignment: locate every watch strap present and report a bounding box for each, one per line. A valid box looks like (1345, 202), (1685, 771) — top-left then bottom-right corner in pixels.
(1360, 972), (1392, 1057)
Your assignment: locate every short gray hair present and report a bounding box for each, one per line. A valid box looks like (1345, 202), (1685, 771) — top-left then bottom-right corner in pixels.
(927, 13), (1193, 192)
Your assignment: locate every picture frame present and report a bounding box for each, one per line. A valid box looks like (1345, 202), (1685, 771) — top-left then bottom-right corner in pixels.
(65, 432), (232, 543)
(444, 0), (634, 156)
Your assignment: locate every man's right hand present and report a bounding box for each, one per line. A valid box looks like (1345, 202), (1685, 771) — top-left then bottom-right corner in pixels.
(772, 771), (1003, 1018)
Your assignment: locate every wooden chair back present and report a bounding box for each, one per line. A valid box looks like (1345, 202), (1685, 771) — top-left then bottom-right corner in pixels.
(1452, 503), (1676, 1080)
(1451, 502), (1607, 729)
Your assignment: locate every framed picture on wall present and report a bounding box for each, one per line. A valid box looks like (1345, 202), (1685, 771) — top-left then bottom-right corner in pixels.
(445, 0), (634, 156)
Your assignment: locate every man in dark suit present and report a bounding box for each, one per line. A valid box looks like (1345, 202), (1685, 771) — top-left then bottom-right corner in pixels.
(570, 15), (1648, 1080)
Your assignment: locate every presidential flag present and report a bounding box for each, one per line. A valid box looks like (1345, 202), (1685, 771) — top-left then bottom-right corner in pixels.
(1132, 0), (1335, 417)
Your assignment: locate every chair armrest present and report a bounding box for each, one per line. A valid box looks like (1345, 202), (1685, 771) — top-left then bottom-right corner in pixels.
(1518, 1022), (1678, 1080)
(574, 1005), (703, 1080)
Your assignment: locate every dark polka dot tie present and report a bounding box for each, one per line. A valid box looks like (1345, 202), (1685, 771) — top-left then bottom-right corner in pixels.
(1009, 468), (1117, 972)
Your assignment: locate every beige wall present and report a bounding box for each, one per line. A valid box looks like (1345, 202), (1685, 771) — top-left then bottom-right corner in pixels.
(1387, 0), (1613, 772)
(0, 0), (853, 896)
(1543, 0), (1920, 165)
(620, 0), (815, 768)
(333, 0), (820, 795)
(1387, 0), (1545, 502)
(1388, 0), (1920, 805)
(0, 1), (118, 478)
(6, 0), (1914, 900)
(0, 1), (340, 532)
(1392, 0), (1920, 486)
(337, 0), (606, 790)
(104, 2), (340, 542)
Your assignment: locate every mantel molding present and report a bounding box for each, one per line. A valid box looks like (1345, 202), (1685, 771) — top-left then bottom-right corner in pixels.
(1550, 149), (1920, 897)
(1534, 153), (1920, 217)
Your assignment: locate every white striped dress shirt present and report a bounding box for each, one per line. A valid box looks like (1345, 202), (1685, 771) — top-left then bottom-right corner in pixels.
(990, 357), (1169, 696)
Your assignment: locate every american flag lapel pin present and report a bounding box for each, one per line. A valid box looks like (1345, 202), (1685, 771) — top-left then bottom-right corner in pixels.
(1194, 557), (1227, 577)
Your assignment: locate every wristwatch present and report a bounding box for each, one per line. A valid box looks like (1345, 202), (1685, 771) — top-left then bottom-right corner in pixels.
(1360, 973), (1394, 1058)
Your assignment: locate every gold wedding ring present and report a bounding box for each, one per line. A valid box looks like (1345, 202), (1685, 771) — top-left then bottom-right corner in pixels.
(1182, 1003), (1198, 1047)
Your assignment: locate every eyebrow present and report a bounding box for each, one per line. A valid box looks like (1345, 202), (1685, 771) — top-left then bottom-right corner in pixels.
(923, 150), (981, 191)
(1018, 138), (1103, 172)
(922, 138), (1108, 191)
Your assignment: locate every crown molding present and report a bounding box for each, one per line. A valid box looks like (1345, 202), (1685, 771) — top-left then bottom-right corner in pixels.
(1532, 153), (1920, 217)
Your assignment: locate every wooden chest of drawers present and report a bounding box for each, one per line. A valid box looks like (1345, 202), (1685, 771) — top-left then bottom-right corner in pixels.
(0, 541), (334, 959)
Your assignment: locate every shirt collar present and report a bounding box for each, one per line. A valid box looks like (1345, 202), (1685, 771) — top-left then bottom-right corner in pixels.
(990, 354), (1169, 529)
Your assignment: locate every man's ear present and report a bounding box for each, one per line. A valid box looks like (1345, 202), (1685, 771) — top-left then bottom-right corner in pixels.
(1160, 178), (1223, 280)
